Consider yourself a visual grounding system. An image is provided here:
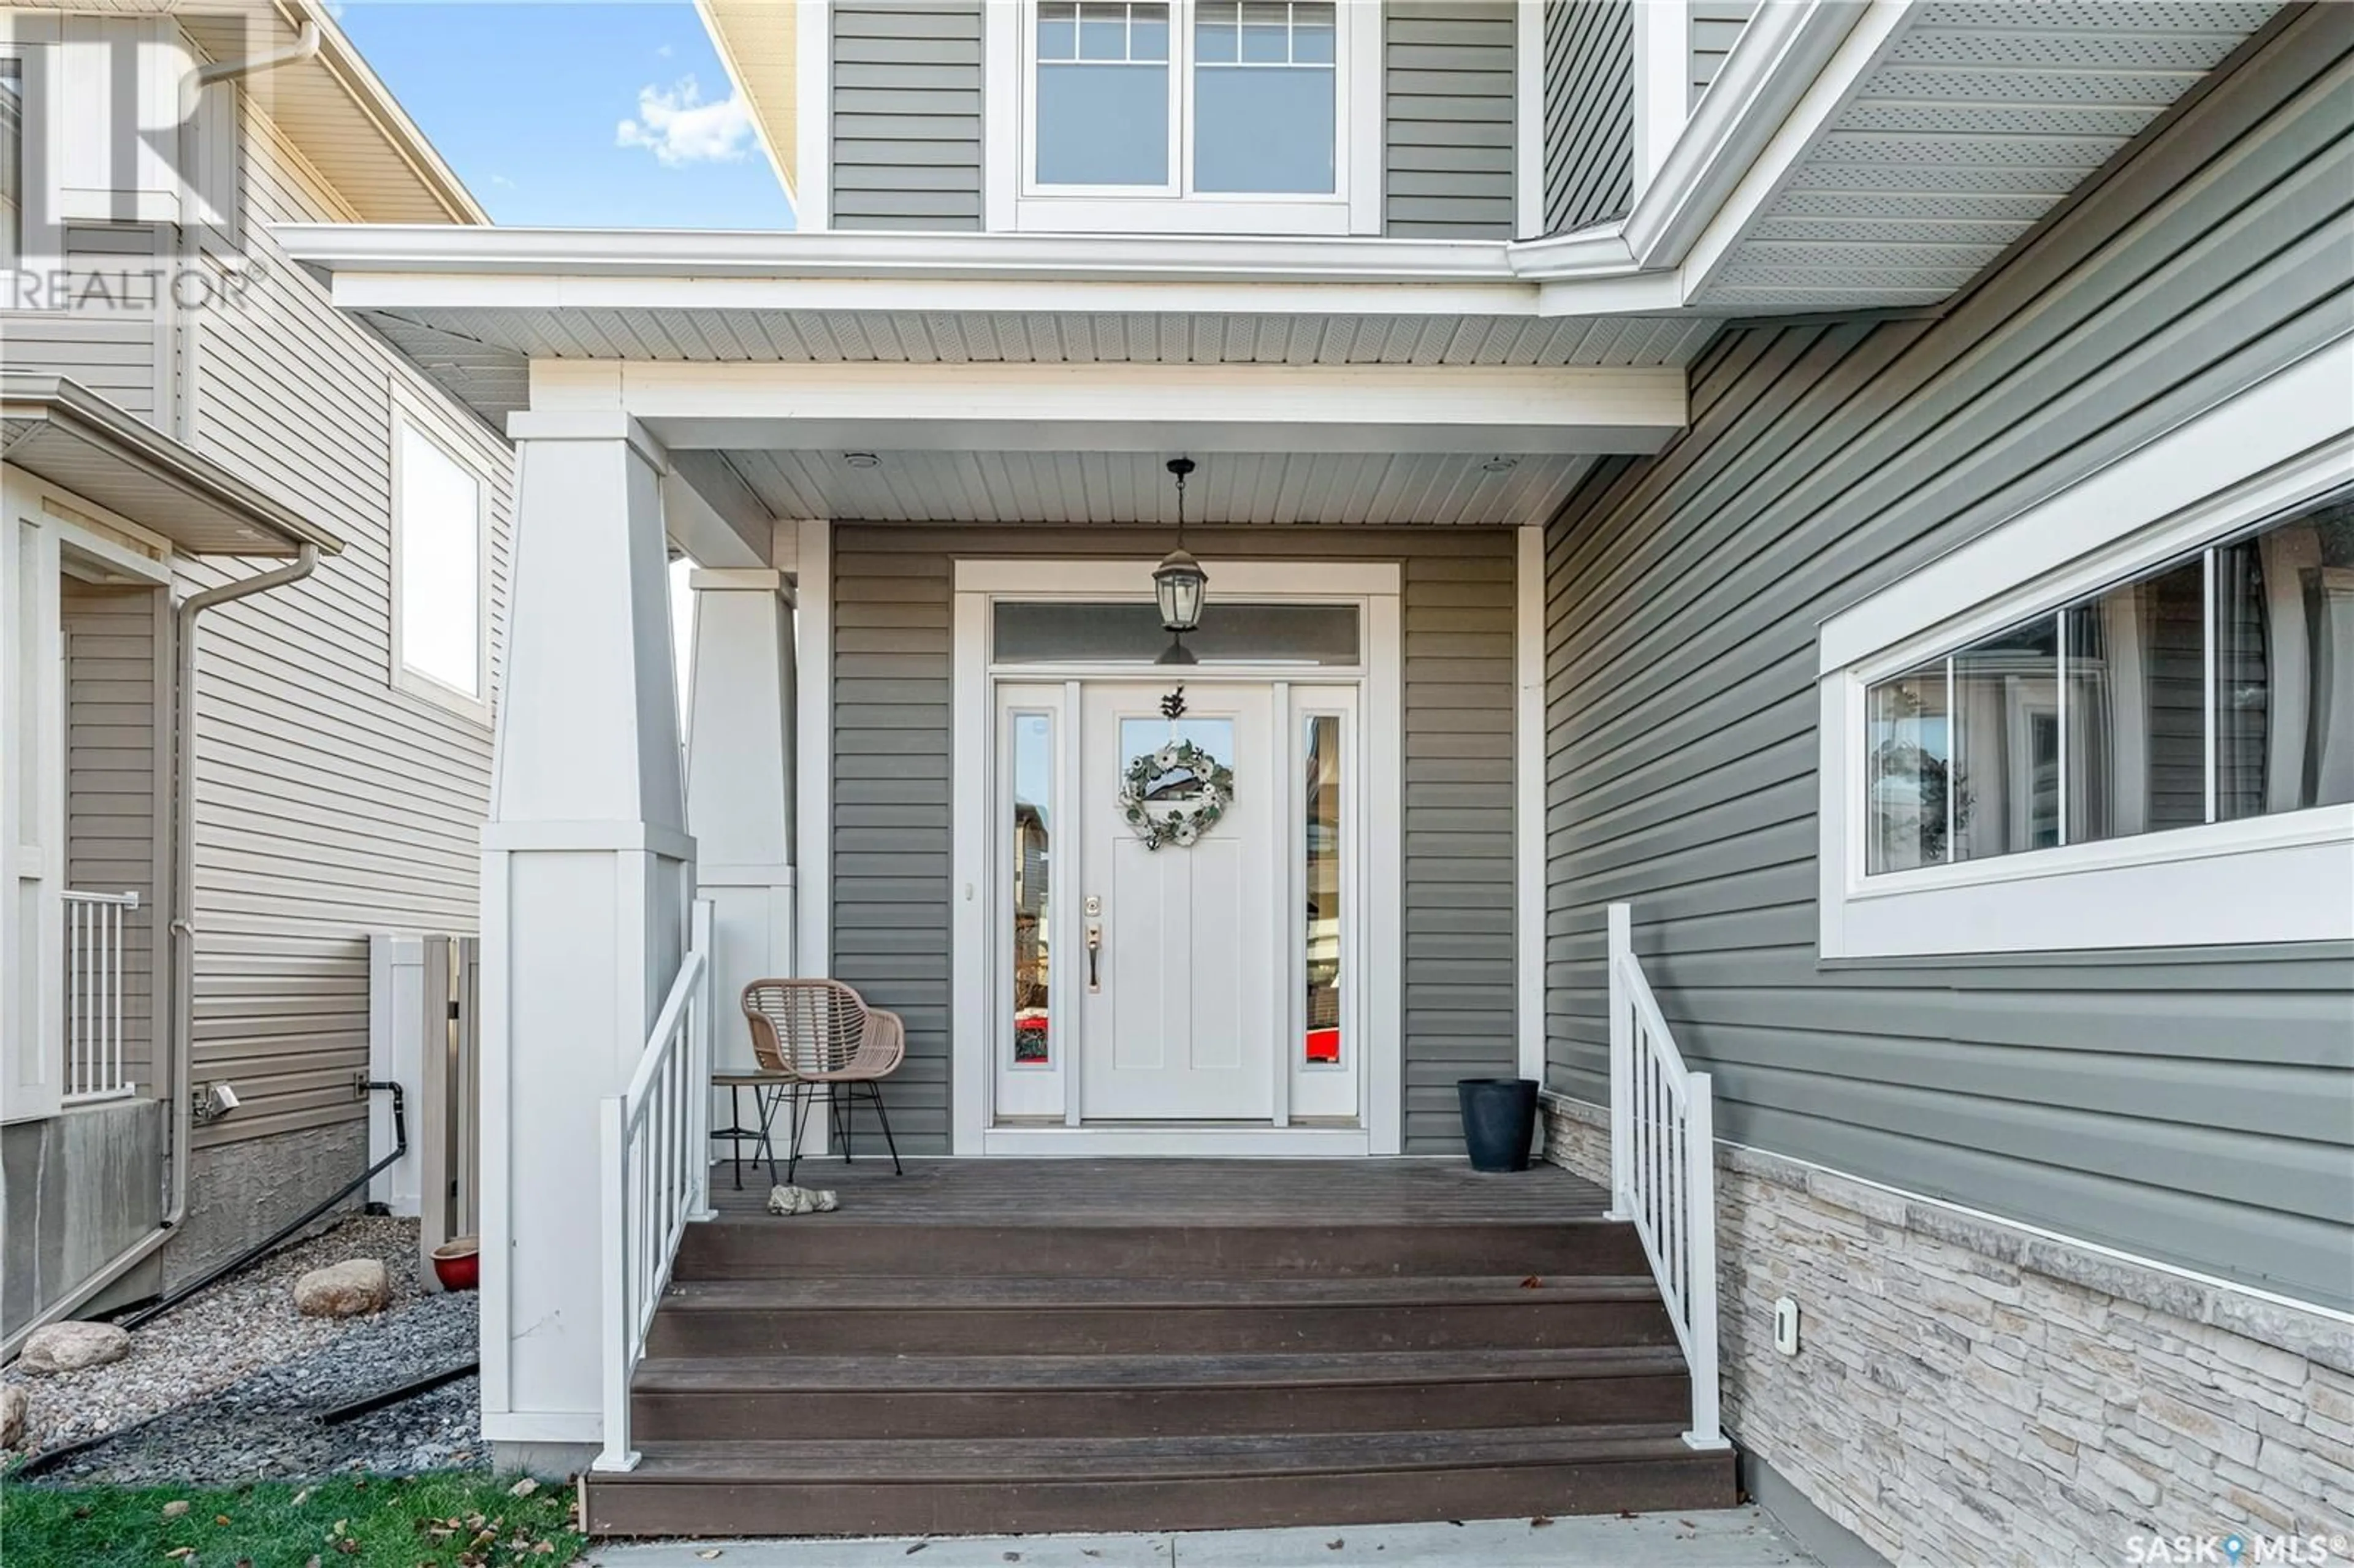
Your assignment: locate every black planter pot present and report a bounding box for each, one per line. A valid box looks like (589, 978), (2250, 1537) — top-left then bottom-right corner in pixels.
(1457, 1077), (1539, 1173)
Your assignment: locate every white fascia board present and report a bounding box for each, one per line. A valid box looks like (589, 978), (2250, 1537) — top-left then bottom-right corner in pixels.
(598, 361), (1689, 456)
(329, 269), (1553, 322)
(276, 224), (1522, 284)
(1620, 0), (1874, 273)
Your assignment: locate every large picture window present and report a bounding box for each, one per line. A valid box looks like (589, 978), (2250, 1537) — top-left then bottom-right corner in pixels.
(1865, 492), (2352, 875)
(1816, 342), (2354, 958)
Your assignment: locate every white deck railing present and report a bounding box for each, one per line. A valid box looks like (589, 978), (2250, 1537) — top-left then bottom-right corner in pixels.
(596, 900), (715, 1474)
(63, 889), (140, 1103)
(1606, 902), (1728, 1451)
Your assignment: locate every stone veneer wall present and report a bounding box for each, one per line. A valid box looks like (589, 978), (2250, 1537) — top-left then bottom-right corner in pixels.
(1541, 1092), (2354, 1565)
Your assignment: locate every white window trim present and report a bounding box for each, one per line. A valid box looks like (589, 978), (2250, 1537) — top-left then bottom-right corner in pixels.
(0, 27), (64, 292)
(388, 392), (492, 721)
(1816, 340), (2354, 959)
(986, 0), (1379, 237)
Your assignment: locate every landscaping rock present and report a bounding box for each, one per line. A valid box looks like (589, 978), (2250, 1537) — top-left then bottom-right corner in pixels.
(1, 1382), (26, 1447)
(20, 1321), (131, 1374)
(292, 1260), (390, 1319)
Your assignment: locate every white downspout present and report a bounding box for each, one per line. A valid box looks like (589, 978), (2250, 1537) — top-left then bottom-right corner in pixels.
(178, 21), (320, 123)
(2, 546), (321, 1360)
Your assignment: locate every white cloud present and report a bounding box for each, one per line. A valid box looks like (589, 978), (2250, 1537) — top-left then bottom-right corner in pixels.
(615, 76), (753, 167)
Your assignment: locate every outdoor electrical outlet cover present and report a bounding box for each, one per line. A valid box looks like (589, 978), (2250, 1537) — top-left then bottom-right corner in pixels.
(1773, 1296), (1801, 1356)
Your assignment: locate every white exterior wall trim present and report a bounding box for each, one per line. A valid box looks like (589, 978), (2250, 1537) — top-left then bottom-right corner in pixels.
(793, 0), (829, 231)
(1515, 523), (1545, 1084)
(1816, 338), (2354, 959)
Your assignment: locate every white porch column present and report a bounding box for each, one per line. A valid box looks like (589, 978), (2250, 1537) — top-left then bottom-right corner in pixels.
(685, 568), (798, 1071)
(481, 412), (693, 1459)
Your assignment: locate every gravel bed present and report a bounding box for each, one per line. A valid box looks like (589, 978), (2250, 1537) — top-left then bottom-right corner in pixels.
(4, 1213), (430, 1457)
(31, 1288), (482, 1486)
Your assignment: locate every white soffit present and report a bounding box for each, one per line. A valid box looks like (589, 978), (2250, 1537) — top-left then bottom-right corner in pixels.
(723, 449), (1596, 529)
(1689, 1), (2280, 311)
(178, 0), (484, 224)
(354, 309), (1723, 425)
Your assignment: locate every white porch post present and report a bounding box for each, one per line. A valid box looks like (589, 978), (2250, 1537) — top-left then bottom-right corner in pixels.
(481, 412), (695, 1458)
(684, 568), (799, 1071)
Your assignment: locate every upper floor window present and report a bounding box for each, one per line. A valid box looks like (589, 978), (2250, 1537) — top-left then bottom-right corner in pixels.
(392, 413), (487, 712)
(1007, 0), (1374, 235)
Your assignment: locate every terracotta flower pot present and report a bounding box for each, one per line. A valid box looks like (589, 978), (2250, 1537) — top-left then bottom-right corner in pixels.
(431, 1236), (481, 1292)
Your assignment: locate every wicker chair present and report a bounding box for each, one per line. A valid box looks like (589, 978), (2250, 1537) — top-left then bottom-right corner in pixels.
(741, 979), (906, 1184)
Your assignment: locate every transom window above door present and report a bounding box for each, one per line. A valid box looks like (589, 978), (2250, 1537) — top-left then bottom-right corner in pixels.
(1007, 1), (1377, 235)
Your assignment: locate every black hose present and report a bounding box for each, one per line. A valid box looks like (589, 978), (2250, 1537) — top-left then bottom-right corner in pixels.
(120, 1081), (408, 1332)
(314, 1358), (479, 1426)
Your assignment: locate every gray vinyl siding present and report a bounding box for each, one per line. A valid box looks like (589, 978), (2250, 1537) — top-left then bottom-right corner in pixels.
(831, 0), (983, 231)
(1688, 2), (1755, 112)
(167, 103), (512, 1149)
(1543, 0), (1631, 234)
(1385, 1), (1518, 238)
(1542, 11), (2354, 1307)
(831, 525), (1520, 1155)
(61, 581), (164, 1098)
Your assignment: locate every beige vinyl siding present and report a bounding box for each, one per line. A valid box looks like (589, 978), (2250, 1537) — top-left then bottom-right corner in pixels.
(831, 525), (1520, 1155)
(169, 99), (511, 1147)
(1542, 11), (2354, 1306)
(1689, 2), (1755, 111)
(1385, 1), (1519, 238)
(0, 226), (170, 419)
(61, 579), (164, 1098)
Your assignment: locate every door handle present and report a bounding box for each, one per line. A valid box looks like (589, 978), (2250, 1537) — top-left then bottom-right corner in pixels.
(1086, 921), (1102, 992)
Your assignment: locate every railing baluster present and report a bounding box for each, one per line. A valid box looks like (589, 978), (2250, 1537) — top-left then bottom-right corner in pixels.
(1601, 902), (1725, 1454)
(596, 905), (715, 1474)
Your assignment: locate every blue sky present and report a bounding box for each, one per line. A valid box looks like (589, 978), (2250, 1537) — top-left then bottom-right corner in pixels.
(337, 2), (794, 229)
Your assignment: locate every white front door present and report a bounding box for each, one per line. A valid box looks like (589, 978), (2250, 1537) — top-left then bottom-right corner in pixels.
(1077, 682), (1276, 1121)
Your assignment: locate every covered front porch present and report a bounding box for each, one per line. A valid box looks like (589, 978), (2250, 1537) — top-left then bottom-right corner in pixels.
(271, 244), (1720, 1468)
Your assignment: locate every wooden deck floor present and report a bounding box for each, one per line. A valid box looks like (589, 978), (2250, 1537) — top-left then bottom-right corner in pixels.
(704, 1157), (1609, 1225)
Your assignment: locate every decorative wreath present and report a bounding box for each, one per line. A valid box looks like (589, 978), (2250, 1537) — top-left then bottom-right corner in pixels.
(1118, 740), (1235, 851)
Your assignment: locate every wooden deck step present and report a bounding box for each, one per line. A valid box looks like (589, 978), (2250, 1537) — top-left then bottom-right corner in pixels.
(646, 1273), (1678, 1357)
(674, 1219), (1648, 1280)
(629, 1345), (1694, 1440)
(584, 1426), (1737, 1537)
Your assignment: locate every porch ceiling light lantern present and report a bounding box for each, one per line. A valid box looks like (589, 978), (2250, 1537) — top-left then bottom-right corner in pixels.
(1154, 457), (1207, 666)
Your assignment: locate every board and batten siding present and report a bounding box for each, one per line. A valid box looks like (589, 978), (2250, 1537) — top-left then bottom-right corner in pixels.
(1542, 0), (1631, 235)
(831, 525), (1520, 1154)
(61, 581), (165, 1099)
(1688, 2), (1755, 111)
(1542, 10), (2354, 1307)
(831, 0), (985, 230)
(1385, 1), (1517, 239)
(169, 100), (513, 1149)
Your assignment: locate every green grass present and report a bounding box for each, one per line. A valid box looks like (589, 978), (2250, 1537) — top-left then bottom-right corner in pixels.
(0, 1469), (585, 1568)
